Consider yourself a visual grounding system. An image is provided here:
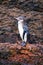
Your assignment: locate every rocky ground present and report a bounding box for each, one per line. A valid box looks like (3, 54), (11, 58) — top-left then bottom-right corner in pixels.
(0, 0), (43, 65)
(0, 43), (43, 65)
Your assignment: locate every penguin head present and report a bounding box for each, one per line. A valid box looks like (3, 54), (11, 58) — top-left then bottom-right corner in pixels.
(16, 16), (25, 21)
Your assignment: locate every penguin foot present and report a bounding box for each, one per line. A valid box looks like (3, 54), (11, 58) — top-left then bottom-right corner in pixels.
(21, 42), (26, 46)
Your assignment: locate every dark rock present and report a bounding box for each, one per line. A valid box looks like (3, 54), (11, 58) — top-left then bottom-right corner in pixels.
(2, 27), (12, 32)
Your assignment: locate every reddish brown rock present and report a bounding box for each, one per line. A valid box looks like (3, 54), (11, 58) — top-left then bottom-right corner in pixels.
(0, 43), (43, 65)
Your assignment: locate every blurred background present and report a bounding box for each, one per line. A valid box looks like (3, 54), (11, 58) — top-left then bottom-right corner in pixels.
(0, 0), (43, 43)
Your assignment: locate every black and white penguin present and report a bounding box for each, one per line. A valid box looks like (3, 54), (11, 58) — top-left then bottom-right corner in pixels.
(16, 16), (30, 46)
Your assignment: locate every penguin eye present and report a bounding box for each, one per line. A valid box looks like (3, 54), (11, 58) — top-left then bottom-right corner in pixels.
(19, 18), (22, 20)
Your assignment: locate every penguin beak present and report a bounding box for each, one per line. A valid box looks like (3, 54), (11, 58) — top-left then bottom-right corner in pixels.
(16, 18), (18, 20)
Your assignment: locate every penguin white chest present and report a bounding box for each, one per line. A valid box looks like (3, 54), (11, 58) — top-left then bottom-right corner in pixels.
(18, 22), (23, 40)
